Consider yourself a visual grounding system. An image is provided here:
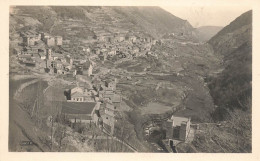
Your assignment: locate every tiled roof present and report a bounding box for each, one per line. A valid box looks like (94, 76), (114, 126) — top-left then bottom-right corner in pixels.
(62, 102), (97, 114)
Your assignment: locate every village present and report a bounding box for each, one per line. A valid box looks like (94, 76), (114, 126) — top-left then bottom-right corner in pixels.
(9, 25), (198, 152)
(6, 5), (254, 155)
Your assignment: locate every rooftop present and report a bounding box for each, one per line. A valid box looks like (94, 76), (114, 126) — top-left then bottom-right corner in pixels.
(71, 91), (84, 98)
(171, 116), (190, 127)
(62, 102), (97, 115)
(112, 94), (121, 103)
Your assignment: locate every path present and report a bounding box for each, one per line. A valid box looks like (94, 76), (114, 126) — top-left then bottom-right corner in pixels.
(14, 79), (39, 99)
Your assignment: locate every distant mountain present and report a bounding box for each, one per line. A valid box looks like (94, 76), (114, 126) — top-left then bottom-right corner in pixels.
(11, 6), (195, 39)
(195, 26), (223, 42)
(207, 10), (252, 120)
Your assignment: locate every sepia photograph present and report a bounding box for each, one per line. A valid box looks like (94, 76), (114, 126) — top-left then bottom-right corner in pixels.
(6, 1), (255, 155)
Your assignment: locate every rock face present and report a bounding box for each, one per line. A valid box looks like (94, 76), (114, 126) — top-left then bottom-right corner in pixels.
(195, 26), (223, 42)
(207, 10), (252, 120)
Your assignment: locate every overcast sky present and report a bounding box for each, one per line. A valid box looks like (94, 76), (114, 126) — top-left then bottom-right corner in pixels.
(161, 6), (252, 28)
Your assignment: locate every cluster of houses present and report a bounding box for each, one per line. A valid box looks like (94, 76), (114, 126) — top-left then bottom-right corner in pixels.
(12, 27), (158, 136)
(14, 30), (96, 79)
(91, 32), (157, 61)
(65, 25), (159, 61)
(14, 28), (159, 79)
(14, 24), (161, 76)
(20, 30), (62, 47)
(62, 77), (121, 135)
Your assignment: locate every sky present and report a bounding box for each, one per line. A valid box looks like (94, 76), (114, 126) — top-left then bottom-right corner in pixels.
(161, 6), (252, 28)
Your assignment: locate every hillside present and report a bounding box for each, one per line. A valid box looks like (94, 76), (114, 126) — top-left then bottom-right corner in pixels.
(209, 41), (251, 119)
(177, 10), (252, 153)
(207, 10), (252, 117)
(208, 10), (252, 57)
(11, 6), (195, 39)
(10, 6), (252, 153)
(195, 26), (223, 42)
(110, 7), (195, 38)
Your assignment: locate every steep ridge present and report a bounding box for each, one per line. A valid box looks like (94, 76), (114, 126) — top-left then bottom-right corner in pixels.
(207, 10), (252, 120)
(208, 10), (252, 57)
(177, 11), (252, 153)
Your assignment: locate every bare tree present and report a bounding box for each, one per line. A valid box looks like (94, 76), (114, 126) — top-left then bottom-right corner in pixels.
(47, 81), (68, 151)
(54, 123), (67, 152)
(31, 79), (45, 127)
(49, 82), (63, 151)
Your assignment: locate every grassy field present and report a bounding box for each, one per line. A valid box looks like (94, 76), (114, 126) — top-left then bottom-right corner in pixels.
(141, 102), (173, 115)
(9, 78), (48, 151)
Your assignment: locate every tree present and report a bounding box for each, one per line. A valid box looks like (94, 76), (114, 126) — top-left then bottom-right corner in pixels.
(49, 82), (64, 151)
(34, 79), (45, 127)
(54, 123), (67, 152)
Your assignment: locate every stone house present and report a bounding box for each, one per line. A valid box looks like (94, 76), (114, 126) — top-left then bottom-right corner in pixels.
(25, 36), (36, 46)
(46, 37), (55, 46)
(52, 53), (64, 61)
(101, 102), (116, 135)
(105, 79), (117, 91)
(38, 52), (46, 60)
(93, 48), (101, 55)
(55, 36), (63, 46)
(68, 86), (95, 102)
(165, 115), (191, 141)
(112, 94), (121, 110)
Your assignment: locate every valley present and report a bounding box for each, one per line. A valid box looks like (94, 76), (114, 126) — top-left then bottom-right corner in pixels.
(9, 6), (252, 153)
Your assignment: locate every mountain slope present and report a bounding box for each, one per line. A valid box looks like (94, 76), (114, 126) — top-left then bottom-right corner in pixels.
(208, 10), (252, 57)
(11, 6), (195, 39)
(177, 10), (252, 153)
(195, 26), (223, 42)
(111, 6), (194, 38)
(207, 10), (252, 120)
(209, 42), (251, 116)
